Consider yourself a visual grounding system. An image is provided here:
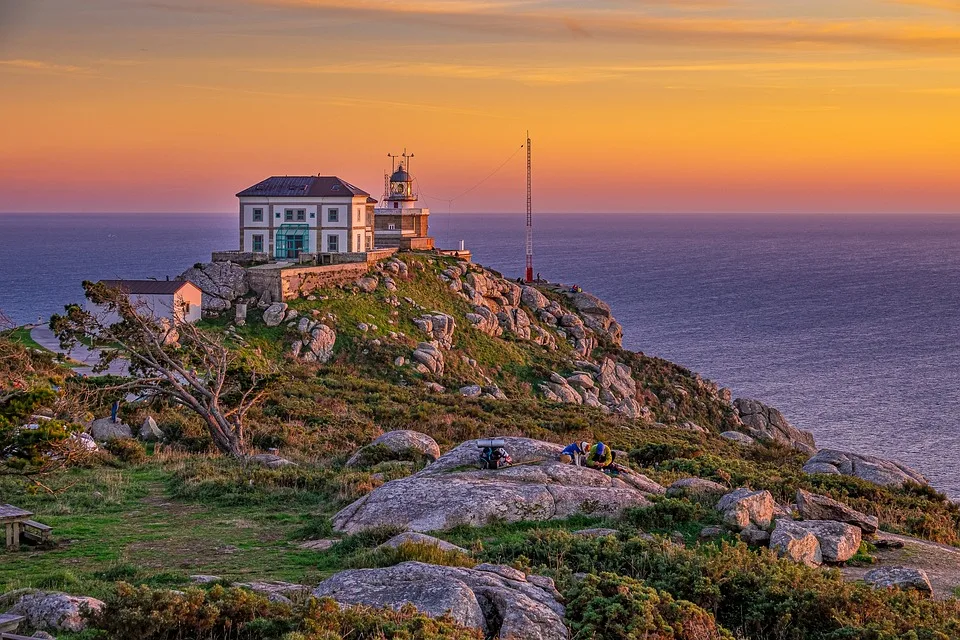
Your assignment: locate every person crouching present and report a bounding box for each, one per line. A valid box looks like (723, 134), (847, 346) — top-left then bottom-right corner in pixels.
(586, 441), (616, 471)
(559, 441), (590, 466)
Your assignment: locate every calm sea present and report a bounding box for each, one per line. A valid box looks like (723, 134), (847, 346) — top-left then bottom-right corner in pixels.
(3, 212), (959, 498)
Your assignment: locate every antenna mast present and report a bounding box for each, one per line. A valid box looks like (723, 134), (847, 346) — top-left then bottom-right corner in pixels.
(525, 132), (533, 283)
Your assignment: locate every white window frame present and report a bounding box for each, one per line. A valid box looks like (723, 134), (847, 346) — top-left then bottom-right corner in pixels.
(328, 208), (339, 223)
(252, 234), (264, 252)
(284, 209), (294, 222)
(327, 234), (339, 252)
(252, 208), (263, 222)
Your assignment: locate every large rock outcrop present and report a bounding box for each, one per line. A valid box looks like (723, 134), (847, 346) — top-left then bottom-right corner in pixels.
(803, 449), (928, 488)
(178, 262), (249, 315)
(770, 520), (823, 567)
(87, 418), (133, 442)
(412, 342), (445, 376)
(787, 520), (862, 563)
(313, 562), (567, 640)
(563, 290), (623, 347)
(733, 398), (816, 454)
(796, 489), (879, 534)
(1, 590), (104, 633)
(863, 567), (934, 596)
(346, 430), (441, 467)
(332, 438), (662, 534)
(716, 488), (775, 531)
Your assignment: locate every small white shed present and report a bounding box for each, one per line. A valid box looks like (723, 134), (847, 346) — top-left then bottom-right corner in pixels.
(89, 280), (203, 324)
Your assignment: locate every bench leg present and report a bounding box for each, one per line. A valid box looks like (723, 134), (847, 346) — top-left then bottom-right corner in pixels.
(4, 523), (12, 550)
(12, 522), (19, 549)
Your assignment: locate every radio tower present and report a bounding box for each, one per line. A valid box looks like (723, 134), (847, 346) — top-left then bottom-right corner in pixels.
(525, 132), (534, 283)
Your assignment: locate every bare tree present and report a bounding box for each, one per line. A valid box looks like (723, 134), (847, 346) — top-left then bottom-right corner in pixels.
(0, 309), (14, 332)
(51, 282), (274, 457)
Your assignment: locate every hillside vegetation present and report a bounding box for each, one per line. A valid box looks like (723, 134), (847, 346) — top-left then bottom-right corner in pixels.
(2, 253), (960, 639)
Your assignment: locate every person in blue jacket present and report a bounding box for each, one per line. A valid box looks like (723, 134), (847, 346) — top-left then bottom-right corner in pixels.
(559, 441), (590, 466)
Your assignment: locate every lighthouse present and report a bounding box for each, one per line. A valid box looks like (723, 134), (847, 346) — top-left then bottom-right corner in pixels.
(374, 151), (434, 250)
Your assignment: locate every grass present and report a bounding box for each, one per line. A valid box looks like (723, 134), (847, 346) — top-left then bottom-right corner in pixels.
(5, 326), (46, 351)
(0, 457), (361, 599)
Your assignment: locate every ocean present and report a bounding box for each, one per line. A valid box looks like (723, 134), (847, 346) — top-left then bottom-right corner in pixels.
(3, 212), (959, 498)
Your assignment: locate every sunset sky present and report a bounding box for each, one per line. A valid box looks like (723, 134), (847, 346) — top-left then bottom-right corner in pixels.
(1, 0), (960, 214)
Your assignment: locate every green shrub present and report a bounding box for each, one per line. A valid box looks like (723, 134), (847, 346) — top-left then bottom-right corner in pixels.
(483, 529), (960, 640)
(301, 597), (482, 639)
(630, 443), (703, 467)
(621, 498), (714, 532)
(86, 582), (293, 640)
(104, 438), (149, 465)
(566, 572), (733, 640)
(346, 541), (475, 570)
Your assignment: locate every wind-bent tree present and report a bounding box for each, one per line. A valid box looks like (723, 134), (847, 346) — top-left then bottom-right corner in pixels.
(51, 282), (273, 457)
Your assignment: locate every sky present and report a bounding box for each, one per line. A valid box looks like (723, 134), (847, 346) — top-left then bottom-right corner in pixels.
(1, 0), (959, 214)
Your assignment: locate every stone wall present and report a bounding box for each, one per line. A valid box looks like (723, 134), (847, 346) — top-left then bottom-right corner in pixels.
(247, 262), (376, 302)
(211, 251), (270, 266)
(280, 263), (371, 300)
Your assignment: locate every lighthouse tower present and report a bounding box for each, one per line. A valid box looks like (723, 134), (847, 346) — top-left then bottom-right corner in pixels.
(374, 151), (434, 250)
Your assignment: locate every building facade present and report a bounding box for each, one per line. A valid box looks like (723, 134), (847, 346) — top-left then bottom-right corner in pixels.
(374, 162), (433, 250)
(236, 176), (376, 260)
(89, 280), (203, 324)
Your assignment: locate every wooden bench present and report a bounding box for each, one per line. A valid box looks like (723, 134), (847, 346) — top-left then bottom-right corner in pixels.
(21, 520), (52, 545)
(0, 613), (25, 633)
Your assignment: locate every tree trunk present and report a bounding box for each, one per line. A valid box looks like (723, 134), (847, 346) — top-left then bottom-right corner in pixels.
(202, 410), (245, 457)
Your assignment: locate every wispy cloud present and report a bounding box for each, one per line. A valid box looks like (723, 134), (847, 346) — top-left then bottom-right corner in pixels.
(0, 59), (89, 74)
(891, 0), (960, 10)
(252, 57), (960, 85)
(245, 0), (960, 54)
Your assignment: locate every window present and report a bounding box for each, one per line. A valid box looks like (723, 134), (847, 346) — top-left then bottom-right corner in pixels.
(393, 201), (399, 209)
(275, 211), (281, 219)
(252, 234), (264, 252)
(356, 234), (361, 251)
(327, 234), (339, 252)
(284, 209), (294, 221)
(328, 208), (339, 223)
(184, 302), (191, 313)
(296, 209), (306, 221)
(310, 211), (316, 219)
(388, 223), (396, 231)
(252, 208), (263, 222)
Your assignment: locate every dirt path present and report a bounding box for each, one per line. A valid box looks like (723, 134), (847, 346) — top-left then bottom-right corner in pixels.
(842, 532), (960, 599)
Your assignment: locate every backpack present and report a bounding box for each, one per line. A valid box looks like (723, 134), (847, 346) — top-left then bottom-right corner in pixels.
(480, 446), (511, 470)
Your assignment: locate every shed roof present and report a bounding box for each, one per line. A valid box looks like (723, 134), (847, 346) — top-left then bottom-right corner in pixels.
(98, 280), (198, 296)
(237, 176), (372, 198)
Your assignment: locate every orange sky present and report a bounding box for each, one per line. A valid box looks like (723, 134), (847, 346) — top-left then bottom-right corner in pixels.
(1, 0), (960, 213)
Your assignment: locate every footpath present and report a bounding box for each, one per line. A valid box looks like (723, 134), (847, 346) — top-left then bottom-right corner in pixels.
(29, 325), (129, 377)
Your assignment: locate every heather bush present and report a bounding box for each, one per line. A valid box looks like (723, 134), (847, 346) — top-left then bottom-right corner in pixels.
(483, 528), (960, 640)
(298, 597), (482, 640)
(104, 438), (149, 465)
(566, 572), (733, 640)
(85, 582), (294, 639)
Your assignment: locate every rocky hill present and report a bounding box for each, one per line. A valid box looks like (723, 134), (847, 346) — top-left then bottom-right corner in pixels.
(3, 252), (960, 640)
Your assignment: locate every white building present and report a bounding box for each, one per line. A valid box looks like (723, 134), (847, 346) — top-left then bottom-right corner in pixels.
(374, 159), (433, 250)
(236, 175), (376, 259)
(89, 280), (203, 324)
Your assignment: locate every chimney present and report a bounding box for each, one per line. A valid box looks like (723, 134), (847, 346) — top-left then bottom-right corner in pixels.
(166, 275), (170, 281)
